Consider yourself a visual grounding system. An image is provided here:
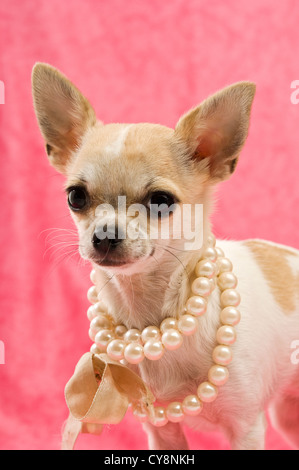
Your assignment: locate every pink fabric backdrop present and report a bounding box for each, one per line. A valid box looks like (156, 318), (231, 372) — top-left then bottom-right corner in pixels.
(0, 0), (298, 450)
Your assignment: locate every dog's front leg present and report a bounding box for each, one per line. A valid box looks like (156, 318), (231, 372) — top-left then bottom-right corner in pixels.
(143, 421), (189, 450)
(229, 412), (267, 450)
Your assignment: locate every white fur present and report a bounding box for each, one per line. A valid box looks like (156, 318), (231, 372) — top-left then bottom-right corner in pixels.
(93, 238), (299, 450)
(102, 124), (132, 159)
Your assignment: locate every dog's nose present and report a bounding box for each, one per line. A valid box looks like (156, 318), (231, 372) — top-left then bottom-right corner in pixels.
(92, 225), (124, 254)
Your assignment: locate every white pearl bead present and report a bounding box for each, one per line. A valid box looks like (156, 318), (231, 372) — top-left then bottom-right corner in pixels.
(178, 314), (198, 336)
(141, 326), (161, 343)
(87, 286), (98, 304)
(208, 365), (229, 386)
(216, 325), (236, 345)
(218, 272), (238, 291)
(150, 406), (168, 427)
(186, 296), (207, 316)
(166, 402), (184, 423)
(212, 345), (233, 365)
(215, 246), (225, 258)
(124, 342), (144, 364)
(90, 315), (113, 333)
(87, 305), (97, 321)
(115, 325), (128, 338)
(124, 328), (141, 343)
(202, 246), (217, 262)
(132, 404), (148, 423)
(92, 301), (108, 315)
(90, 343), (100, 354)
(160, 318), (178, 333)
(90, 269), (96, 284)
(182, 395), (203, 416)
(195, 259), (216, 279)
(217, 257), (233, 274)
(209, 278), (216, 292)
(88, 328), (96, 341)
(161, 329), (183, 350)
(106, 339), (126, 361)
(89, 317), (102, 335)
(220, 307), (241, 326)
(95, 329), (115, 348)
(220, 288), (241, 308)
(197, 382), (218, 403)
(206, 234), (216, 247)
(192, 277), (212, 297)
(144, 339), (164, 361)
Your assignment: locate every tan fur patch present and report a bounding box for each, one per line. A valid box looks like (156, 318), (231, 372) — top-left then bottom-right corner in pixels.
(244, 240), (299, 314)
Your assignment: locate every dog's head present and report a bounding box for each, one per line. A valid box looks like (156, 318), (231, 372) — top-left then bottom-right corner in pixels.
(32, 63), (255, 274)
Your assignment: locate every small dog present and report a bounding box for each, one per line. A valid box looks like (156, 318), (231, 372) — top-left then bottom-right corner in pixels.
(32, 63), (299, 450)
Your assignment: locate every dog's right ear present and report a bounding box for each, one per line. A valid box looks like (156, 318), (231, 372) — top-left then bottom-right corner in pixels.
(32, 63), (97, 173)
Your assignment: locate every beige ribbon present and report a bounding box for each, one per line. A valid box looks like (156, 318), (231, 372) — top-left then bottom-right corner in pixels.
(61, 352), (155, 450)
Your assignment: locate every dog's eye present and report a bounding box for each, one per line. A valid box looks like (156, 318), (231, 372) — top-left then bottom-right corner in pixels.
(147, 191), (176, 217)
(67, 187), (88, 211)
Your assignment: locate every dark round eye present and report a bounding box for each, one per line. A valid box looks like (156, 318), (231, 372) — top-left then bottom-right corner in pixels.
(147, 191), (176, 217)
(67, 187), (88, 211)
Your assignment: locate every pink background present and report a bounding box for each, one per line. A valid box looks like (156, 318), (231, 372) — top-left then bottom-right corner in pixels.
(0, 0), (299, 450)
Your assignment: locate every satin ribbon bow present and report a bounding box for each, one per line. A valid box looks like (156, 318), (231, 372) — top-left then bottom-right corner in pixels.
(61, 352), (155, 450)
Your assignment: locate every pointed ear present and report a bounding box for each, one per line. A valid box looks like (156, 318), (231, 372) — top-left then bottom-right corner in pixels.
(32, 63), (97, 173)
(175, 82), (256, 181)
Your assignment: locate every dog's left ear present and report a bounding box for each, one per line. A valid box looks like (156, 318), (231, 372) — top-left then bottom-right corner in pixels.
(175, 82), (256, 181)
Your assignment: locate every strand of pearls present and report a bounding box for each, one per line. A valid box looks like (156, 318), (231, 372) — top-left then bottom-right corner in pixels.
(86, 235), (241, 427)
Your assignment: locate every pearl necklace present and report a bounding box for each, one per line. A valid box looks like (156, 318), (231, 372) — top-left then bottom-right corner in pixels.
(86, 235), (241, 427)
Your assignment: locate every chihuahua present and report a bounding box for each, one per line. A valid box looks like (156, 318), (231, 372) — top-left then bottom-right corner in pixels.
(32, 63), (299, 450)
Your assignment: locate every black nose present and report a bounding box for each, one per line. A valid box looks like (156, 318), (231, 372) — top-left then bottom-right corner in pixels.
(92, 226), (124, 254)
